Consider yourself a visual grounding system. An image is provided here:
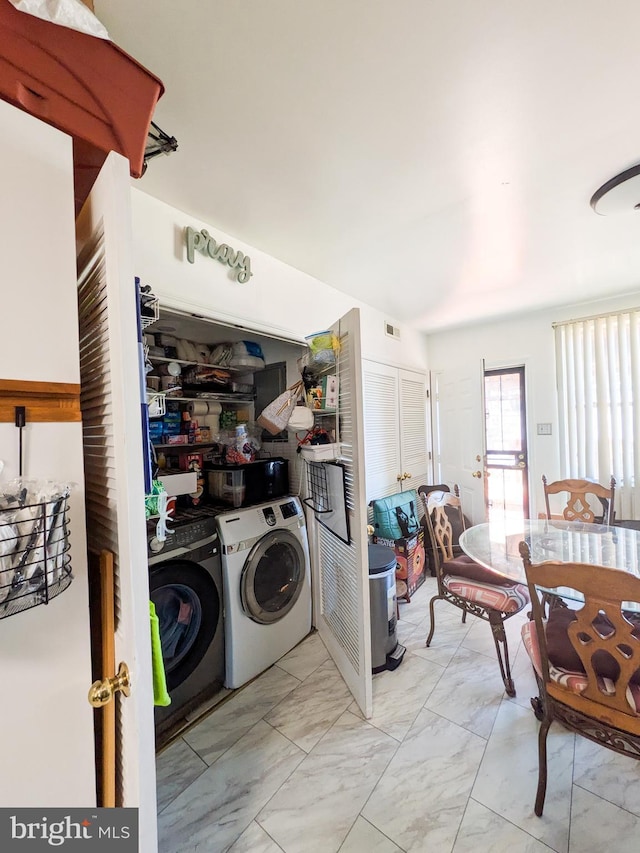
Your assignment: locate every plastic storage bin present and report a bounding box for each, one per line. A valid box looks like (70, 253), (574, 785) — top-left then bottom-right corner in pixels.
(207, 469), (245, 508)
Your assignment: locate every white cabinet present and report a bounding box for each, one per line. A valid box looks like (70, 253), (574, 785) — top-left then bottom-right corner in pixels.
(362, 360), (430, 503)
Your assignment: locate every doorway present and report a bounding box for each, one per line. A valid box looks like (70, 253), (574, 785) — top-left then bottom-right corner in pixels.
(483, 366), (529, 527)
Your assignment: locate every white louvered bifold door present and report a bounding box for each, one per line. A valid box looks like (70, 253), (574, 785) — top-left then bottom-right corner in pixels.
(76, 153), (157, 843)
(398, 368), (429, 495)
(362, 360), (401, 503)
(310, 308), (372, 718)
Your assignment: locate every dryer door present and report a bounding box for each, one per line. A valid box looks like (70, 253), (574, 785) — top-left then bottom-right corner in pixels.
(240, 529), (306, 624)
(149, 560), (221, 692)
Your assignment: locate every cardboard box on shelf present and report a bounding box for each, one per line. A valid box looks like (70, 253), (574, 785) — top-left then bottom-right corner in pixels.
(306, 375), (339, 410)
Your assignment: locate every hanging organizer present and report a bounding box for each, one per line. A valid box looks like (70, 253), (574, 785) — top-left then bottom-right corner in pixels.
(303, 461), (332, 514)
(0, 378), (79, 618)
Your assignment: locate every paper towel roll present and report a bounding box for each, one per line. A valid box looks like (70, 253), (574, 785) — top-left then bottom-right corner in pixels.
(206, 402), (222, 416)
(187, 401), (209, 417)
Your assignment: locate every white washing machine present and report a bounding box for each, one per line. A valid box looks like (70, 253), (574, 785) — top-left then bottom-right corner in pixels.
(216, 496), (312, 689)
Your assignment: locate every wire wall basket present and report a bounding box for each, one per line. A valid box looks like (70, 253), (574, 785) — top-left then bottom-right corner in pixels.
(303, 461), (332, 514)
(0, 493), (72, 619)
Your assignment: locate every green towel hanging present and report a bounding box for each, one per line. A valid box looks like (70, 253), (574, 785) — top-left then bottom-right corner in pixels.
(149, 601), (171, 707)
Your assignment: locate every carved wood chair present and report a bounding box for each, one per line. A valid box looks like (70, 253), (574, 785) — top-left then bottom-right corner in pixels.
(542, 475), (616, 525)
(520, 542), (640, 816)
(421, 487), (529, 696)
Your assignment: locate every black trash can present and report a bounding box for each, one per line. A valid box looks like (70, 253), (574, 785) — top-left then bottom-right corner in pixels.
(368, 544), (406, 673)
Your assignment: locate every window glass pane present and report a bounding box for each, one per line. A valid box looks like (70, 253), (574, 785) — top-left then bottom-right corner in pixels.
(485, 373), (522, 452)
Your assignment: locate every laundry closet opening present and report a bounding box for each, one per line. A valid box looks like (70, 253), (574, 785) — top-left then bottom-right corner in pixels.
(144, 306), (314, 750)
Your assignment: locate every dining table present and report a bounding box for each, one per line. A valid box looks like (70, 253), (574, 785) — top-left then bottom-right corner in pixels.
(459, 518), (640, 603)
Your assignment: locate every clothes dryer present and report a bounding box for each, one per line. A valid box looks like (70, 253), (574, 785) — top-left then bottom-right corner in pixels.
(216, 496), (312, 689)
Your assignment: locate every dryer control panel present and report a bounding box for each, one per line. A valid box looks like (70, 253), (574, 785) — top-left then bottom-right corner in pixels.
(262, 506), (277, 526)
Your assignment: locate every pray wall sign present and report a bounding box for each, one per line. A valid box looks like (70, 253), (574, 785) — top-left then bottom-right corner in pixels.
(184, 226), (253, 283)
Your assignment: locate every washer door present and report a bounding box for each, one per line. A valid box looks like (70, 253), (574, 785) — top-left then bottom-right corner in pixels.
(240, 529), (306, 624)
(149, 559), (220, 692)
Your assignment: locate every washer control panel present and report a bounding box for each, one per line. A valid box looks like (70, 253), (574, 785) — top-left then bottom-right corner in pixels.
(147, 512), (218, 557)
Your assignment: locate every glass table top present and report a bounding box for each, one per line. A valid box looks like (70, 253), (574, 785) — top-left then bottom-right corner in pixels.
(459, 519), (640, 594)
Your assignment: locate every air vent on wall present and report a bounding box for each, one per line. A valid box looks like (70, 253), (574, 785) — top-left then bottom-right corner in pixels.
(385, 321), (400, 340)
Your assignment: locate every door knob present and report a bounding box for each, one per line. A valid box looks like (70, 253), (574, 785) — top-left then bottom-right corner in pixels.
(396, 474), (403, 482)
(472, 470), (482, 478)
(403, 472), (412, 480)
(88, 661), (131, 708)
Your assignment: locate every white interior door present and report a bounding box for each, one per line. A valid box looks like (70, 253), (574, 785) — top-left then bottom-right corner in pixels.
(309, 308), (372, 717)
(0, 100), (96, 807)
(76, 152), (157, 840)
(432, 360), (487, 524)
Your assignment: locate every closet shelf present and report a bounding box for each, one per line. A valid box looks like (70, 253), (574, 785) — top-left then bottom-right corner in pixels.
(148, 355), (261, 375)
(161, 394), (254, 404)
(152, 442), (219, 450)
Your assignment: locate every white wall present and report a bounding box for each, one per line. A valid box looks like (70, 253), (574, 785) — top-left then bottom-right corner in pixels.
(130, 189), (429, 370)
(0, 102), (95, 805)
(427, 290), (640, 518)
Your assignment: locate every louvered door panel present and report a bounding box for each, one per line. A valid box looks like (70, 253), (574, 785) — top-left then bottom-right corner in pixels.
(312, 308), (372, 718)
(76, 152), (157, 841)
(398, 368), (429, 494)
(362, 362), (401, 503)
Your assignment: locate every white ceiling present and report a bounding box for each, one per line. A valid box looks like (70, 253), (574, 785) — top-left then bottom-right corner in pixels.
(96, 0), (640, 332)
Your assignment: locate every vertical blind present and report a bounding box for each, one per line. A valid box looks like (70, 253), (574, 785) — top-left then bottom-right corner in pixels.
(555, 310), (640, 519)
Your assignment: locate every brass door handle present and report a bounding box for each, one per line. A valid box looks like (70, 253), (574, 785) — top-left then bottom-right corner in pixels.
(403, 472), (412, 480)
(396, 474), (403, 482)
(472, 470), (482, 478)
(88, 661), (131, 708)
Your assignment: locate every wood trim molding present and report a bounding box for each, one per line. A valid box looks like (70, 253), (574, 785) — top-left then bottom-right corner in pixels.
(0, 379), (81, 422)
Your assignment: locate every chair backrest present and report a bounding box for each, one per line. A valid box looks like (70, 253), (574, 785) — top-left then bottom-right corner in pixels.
(520, 542), (640, 730)
(542, 475), (616, 525)
(421, 487), (466, 576)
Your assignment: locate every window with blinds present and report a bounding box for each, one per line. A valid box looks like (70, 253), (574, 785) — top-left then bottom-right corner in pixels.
(555, 309), (640, 520)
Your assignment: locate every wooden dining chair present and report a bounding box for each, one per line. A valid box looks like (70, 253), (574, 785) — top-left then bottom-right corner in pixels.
(421, 487), (529, 696)
(519, 541), (640, 816)
(541, 475), (616, 525)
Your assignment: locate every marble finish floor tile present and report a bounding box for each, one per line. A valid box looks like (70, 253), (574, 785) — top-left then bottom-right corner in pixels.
(461, 609), (527, 663)
(156, 560), (618, 853)
(453, 798), (552, 852)
(156, 737), (207, 814)
(424, 645), (504, 738)
(362, 707), (486, 852)
(275, 631), (329, 681)
(183, 665), (300, 765)
(184, 687), (232, 722)
(339, 817), (402, 853)
(158, 720), (304, 853)
(258, 710), (398, 853)
(409, 603), (474, 668)
(569, 785), (640, 853)
(572, 735), (640, 815)
(472, 700), (573, 852)
(264, 658), (353, 752)
(227, 821), (284, 853)
(348, 651), (444, 740)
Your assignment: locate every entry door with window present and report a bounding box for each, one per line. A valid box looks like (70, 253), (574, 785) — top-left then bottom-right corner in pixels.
(484, 367), (529, 526)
